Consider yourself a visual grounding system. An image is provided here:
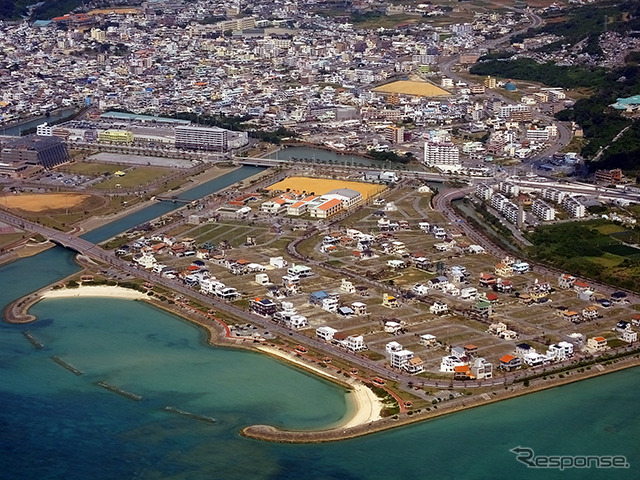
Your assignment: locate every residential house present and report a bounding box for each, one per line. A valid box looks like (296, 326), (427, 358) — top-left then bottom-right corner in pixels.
(341, 279), (356, 293)
(587, 336), (608, 352)
(494, 262), (513, 277)
(547, 341), (574, 361)
(405, 357), (425, 374)
(343, 335), (366, 352)
(288, 264), (313, 277)
(523, 352), (551, 367)
(499, 354), (522, 371)
(470, 357), (493, 379)
(270, 257), (288, 269)
(479, 273), (497, 288)
(454, 365), (475, 380)
(515, 343), (535, 357)
(250, 297), (277, 317)
(460, 287), (478, 299)
(390, 349), (414, 369)
(582, 306), (599, 321)
(440, 355), (467, 372)
(316, 326), (338, 342)
(351, 302), (367, 315)
(384, 321), (403, 334)
(420, 334), (437, 347)
(561, 310), (581, 323)
(622, 330), (638, 343)
(558, 274), (576, 289)
(430, 301), (449, 315)
(385, 341), (403, 353)
(382, 293), (399, 308)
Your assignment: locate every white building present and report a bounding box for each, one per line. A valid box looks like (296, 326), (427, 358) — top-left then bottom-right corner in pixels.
(390, 349), (414, 369)
(470, 357), (493, 379)
(423, 141), (461, 167)
(175, 125), (228, 151)
(440, 355), (466, 372)
(476, 183), (493, 201)
(316, 326), (338, 342)
(562, 196), (586, 218)
(344, 335), (366, 352)
(542, 187), (566, 204)
(531, 199), (556, 221)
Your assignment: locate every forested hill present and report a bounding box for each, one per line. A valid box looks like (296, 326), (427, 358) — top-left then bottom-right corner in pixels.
(0, 0), (87, 20)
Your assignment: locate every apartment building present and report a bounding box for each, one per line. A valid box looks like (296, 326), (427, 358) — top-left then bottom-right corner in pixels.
(175, 125), (228, 151)
(531, 199), (556, 221)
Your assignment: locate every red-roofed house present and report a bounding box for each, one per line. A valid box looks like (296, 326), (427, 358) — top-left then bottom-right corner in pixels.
(499, 354), (522, 371)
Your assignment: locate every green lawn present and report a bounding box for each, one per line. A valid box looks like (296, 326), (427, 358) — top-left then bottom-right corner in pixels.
(93, 167), (173, 189)
(62, 162), (125, 176)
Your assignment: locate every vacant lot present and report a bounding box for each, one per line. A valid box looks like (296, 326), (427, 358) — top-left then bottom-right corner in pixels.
(373, 81), (451, 97)
(267, 176), (385, 200)
(0, 193), (94, 212)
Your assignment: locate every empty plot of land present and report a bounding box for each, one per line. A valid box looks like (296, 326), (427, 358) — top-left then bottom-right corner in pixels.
(0, 193), (93, 212)
(89, 152), (194, 169)
(267, 176), (385, 199)
(372, 81), (451, 97)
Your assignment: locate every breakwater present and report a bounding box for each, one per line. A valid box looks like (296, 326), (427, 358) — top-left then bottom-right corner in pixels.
(97, 381), (142, 401)
(50, 355), (84, 376)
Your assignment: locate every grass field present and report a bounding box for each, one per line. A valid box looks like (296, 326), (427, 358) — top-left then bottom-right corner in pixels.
(93, 166), (173, 189)
(373, 80), (451, 97)
(267, 176), (385, 200)
(63, 162), (126, 176)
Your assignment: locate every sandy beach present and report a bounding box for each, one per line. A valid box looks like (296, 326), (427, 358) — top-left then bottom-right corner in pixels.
(41, 285), (149, 300)
(255, 345), (383, 428)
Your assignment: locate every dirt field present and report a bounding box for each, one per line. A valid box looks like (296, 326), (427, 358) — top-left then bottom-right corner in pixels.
(267, 176), (385, 200)
(373, 81), (451, 97)
(0, 193), (93, 212)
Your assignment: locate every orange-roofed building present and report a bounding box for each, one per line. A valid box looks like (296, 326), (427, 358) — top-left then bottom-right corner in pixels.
(499, 354), (521, 371)
(587, 336), (608, 351)
(310, 198), (343, 218)
(453, 365), (475, 380)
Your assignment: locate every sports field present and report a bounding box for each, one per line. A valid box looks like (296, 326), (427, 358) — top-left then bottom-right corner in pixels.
(0, 193), (93, 212)
(266, 177), (385, 199)
(372, 80), (451, 97)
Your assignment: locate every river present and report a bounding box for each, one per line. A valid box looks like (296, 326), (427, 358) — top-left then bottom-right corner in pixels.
(269, 146), (394, 168)
(1, 108), (77, 136)
(0, 166), (639, 479)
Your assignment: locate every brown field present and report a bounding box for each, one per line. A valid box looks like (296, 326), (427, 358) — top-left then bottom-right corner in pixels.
(0, 193), (94, 212)
(266, 176), (385, 200)
(373, 81), (451, 97)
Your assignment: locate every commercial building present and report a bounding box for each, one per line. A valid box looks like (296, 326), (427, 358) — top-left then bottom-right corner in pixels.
(98, 129), (134, 143)
(0, 135), (69, 169)
(175, 125), (228, 151)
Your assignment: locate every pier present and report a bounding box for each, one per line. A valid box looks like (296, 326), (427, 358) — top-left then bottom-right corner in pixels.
(97, 381), (142, 401)
(163, 406), (216, 424)
(50, 356), (84, 375)
(22, 331), (44, 349)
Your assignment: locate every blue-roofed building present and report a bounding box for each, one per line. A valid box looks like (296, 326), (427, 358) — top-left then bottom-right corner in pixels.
(309, 290), (329, 305)
(610, 95), (640, 112)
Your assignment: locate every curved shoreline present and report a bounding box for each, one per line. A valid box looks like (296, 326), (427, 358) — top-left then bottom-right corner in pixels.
(7, 283), (640, 444)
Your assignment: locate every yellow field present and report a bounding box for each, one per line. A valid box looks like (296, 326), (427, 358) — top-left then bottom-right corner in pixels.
(266, 177), (385, 200)
(373, 80), (451, 97)
(0, 194), (92, 212)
